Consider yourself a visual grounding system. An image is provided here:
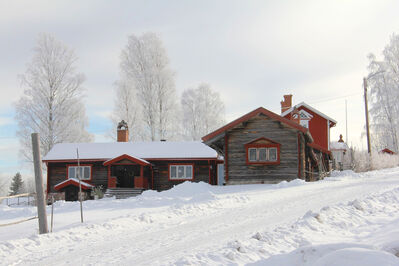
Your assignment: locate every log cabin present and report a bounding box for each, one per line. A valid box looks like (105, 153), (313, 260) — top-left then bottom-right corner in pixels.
(202, 100), (336, 184)
(202, 107), (314, 184)
(43, 121), (220, 201)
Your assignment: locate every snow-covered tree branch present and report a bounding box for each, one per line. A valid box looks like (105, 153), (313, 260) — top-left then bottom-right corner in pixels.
(116, 32), (178, 141)
(15, 33), (92, 161)
(367, 33), (399, 152)
(181, 83), (225, 140)
(110, 79), (143, 141)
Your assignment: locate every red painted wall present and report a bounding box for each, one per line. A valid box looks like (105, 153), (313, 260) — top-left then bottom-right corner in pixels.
(284, 106), (329, 151)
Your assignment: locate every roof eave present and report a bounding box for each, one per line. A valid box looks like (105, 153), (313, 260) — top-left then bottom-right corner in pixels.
(202, 107), (308, 143)
(282, 102), (337, 124)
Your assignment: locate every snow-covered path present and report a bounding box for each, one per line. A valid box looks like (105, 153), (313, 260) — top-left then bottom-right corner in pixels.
(1, 169), (399, 265)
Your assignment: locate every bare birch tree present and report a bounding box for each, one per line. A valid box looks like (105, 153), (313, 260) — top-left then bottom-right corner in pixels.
(181, 83), (225, 140)
(118, 32), (177, 141)
(110, 79), (143, 141)
(15, 33), (92, 160)
(367, 33), (399, 152)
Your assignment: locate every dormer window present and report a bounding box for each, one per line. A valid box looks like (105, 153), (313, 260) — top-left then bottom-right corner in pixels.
(298, 110), (313, 129)
(245, 137), (280, 165)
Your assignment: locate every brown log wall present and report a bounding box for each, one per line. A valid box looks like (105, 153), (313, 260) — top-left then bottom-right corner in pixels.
(47, 160), (215, 193)
(47, 161), (108, 193)
(226, 114), (304, 184)
(152, 160), (212, 191)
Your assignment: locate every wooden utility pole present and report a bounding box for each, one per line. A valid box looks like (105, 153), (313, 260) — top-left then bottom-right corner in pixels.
(31, 133), (48, 234)
(364, 77), (371, 154)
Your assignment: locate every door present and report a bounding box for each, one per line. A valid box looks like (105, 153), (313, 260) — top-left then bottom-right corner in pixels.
(217, 163), (225, 185)
(114, 165), (136, 188)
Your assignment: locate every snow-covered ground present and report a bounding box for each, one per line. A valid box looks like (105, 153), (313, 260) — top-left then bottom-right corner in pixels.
(1, 168), (399, 265)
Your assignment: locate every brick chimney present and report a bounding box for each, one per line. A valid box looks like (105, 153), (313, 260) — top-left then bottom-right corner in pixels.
(280, 94), (293, 114)
(117, 120), (129, 142)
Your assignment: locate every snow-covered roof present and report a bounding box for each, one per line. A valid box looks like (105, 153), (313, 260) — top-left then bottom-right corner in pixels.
(330, 141), (349, 150)
(103, 154), (151, 166)
(282, 102), (337, 125)
(43, 141), (218, 161)
(54, 178), (93, 191)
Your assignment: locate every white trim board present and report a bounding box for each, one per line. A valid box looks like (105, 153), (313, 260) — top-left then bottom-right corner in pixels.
(281, 102), (337, 125)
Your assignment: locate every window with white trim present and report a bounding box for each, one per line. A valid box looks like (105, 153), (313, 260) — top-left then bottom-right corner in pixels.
(247, 147), (278, 162)
(300, 119), (309, 128)
(169, 165), (193, 180)
(68, 166), (91, 180)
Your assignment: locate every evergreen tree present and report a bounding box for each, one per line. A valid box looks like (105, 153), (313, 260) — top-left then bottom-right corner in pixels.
(9, 172), (24, 196)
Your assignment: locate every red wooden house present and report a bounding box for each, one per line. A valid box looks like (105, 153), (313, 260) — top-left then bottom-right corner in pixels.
(43, 121), (220, 201)
(202, 95), (337, 185)
(281, 95), (336, 178)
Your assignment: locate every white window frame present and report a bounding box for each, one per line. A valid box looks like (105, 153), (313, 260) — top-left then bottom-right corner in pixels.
(68, 166), (91, 180)
(248, 148), (258, 162)
(169, 165), (193, 180)
(247, 147), (278, 162)
(268, 147), (278, 162)
(300, 119), (309, 128)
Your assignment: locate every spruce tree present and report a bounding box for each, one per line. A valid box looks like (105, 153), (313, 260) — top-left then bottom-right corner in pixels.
(9, 172), (24, 196)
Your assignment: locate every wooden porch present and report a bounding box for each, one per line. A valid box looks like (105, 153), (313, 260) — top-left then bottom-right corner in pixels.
(103, 154), (153, 190)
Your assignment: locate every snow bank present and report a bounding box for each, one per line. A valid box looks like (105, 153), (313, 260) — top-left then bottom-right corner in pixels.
(274, 178), (306, 188)
(1, 169), (399, 265)
(0, 204), (37, 220)
(314, 248), (398, 266)
(142, 181), (217, 202)
(250, 245), (399, 266)
(221, 187), (399, 265)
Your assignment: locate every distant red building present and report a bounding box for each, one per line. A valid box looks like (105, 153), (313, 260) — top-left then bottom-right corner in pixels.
(380, 148), (396, 155)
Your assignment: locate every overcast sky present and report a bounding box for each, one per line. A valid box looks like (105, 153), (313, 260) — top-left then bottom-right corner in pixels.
(1, 0), (399, 178)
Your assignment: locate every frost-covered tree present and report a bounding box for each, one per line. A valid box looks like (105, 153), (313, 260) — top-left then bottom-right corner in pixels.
(9, 172), (24, 196)
(181, 83), (225, 140)
(15, 33), (92, 160)
(110, 80), (143, 141)
(367, 33), (399, 152)
(117, 32), (177, 141)
(0, 176), (9, 197)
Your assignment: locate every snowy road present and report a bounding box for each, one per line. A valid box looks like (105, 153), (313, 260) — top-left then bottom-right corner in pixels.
(1, 169), (399, 265)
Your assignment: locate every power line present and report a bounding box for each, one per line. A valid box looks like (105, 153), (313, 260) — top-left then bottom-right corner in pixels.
(307, 92), (361, 105)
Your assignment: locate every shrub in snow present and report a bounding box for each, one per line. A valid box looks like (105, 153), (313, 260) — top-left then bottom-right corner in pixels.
(91, 186), (104, 199)
(351, 149), (399, 172)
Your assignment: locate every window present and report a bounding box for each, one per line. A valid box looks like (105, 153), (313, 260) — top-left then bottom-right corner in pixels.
(269, 148), (277, 161)
(68, 166), (91, 180)
(249, 148), (257, 162)
(245, 137), (281, 165)
(300, 119), (309, 128)
(246, 147), (279, 163)
(169, 164), (193, 180)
